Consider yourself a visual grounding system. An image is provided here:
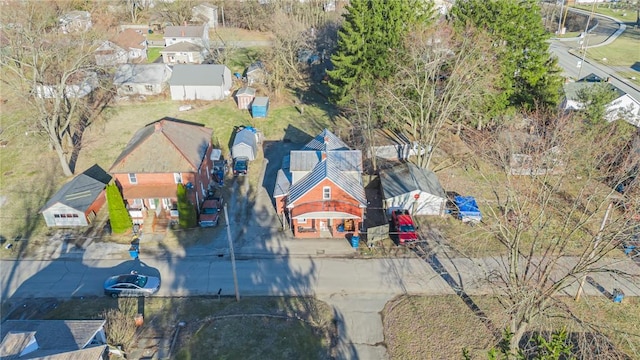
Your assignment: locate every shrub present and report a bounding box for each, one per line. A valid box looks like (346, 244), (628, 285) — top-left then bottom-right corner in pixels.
(177, 183), (197, 228)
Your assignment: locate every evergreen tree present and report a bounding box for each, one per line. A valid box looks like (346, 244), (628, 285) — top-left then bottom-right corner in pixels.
(451, 0), (563, 112)
(327, 0), (433, 105)
(106, 183), (133, 234)
(176, 183), (197, 229)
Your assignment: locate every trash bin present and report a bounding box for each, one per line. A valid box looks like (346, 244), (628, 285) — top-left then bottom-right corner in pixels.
(350, 235), (360, 249)
(613, 288), (625, 303)
(129, 244), (139, 259)
(625, 245), (636, 256)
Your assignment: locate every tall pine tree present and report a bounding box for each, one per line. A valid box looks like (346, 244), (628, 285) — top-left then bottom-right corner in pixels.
(451, 0), (563, 112)
(327, 0), (433, 105)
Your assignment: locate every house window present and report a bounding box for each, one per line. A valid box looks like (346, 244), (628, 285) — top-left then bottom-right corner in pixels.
(298, 218), (307, 224)
(131, 198), (143, 208)
(124, 85), (133, 92)
(128, 173), (137, 184)
(323, 186), (331, 200)
(174, 173), (182, 184)
(145, 85), (153, 92)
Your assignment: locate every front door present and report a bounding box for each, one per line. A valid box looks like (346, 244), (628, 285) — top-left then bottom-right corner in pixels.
(319, 221), (328, 231)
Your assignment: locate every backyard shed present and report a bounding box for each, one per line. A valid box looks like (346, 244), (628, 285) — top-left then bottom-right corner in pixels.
(232, 128), (258, 160)
(251, 96), (269, 118)
(40, 165), (112, 227)
(168, 64), (231, 101)
(379, 162), (447, 216)
(235, 87), (256, 109)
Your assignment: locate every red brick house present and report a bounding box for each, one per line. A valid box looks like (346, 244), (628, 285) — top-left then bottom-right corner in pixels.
(274, 129), (367, 238)
(109, 118), (214, 225)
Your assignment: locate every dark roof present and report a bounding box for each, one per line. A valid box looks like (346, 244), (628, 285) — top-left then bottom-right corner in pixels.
(168, 65), (228, 86)
(41, 165), (111, 212)
(577, 73), (604, 83)
(246, 61), (265, 74)
(302, 129), (349, 151)
(379, 162), (446, 200)
(0, 320), (106, 360)
(110, 118), (213, 174)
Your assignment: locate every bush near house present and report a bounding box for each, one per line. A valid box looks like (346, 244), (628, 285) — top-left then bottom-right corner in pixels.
(106, 184), (133, 234)
(177, 183), (197, 228)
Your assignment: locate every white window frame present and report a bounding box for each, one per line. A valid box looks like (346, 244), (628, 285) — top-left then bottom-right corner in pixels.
(174, 172), (182, 184)
(323, 186), (331, 200)
(128, 173), (137, 184)
(131, 198), (143, 208)
(298, 218), (307, 224)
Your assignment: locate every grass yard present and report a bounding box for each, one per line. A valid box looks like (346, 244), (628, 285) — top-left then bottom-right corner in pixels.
(383, 295), (640, 359)
(572, 5), (639, 23)
(5, 296), (336, 360)
(211, 27), (273, 43)
(147, 47), (161, 63)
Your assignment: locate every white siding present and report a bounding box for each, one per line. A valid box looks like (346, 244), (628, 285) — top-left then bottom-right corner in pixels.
(170, 85), (224, 101)
(384, 191), (446, 216)
(42, 202), (88, 227)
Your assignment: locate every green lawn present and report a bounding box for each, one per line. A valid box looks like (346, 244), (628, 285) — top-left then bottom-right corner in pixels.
(147, 47), (161, 63)
(572, 5), (638, 22)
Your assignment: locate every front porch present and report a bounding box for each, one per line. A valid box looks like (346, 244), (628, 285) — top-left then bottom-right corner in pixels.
(293, 218), (359, 239)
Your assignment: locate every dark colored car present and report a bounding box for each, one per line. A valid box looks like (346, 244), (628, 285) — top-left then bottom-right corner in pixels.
(103, 273), (160, 298)
(233, 157), (248, 176)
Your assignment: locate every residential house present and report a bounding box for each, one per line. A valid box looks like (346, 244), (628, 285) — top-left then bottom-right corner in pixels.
(59, 11), (92, 34)
(0, 319), (107, 360)
(379, 162), (447, 216)
(274, 129), (367, 238)
(192, 3), (218, 28)
(40, 165), (112, 227)
(168, 64), (232, 101)
(562, 74), (640, 127)
(163, 24), (209, 49)
(367, 128), (426, 161)
(109, 118), (215, 225)
(160, 42), (206, 64)
(35, 71), (98, 99)
(113, 63), (172, 97)
(95, 29), (147, 66)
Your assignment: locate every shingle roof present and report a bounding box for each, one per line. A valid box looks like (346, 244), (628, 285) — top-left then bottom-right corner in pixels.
(0, 320), (106, 360)
(287, 155), (366, 206)
(161, 41), (203, 52)
(169, 64), (228, 86)
(112, 28), (145, 50)
(110, 118), (213, 174)
(379, 162), (446, 200)
(563, 81), (625, 102)
(114, 64), (171, 85)
(41, 164), (111, 212)
(164, 25), (206, 38)
(302, 129), (349, 151)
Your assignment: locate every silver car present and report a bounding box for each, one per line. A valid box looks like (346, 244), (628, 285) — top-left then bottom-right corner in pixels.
(103, 273), (160, 298)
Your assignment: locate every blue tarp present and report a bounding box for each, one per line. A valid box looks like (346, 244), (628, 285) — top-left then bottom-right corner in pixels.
(454, 196), (482, 222)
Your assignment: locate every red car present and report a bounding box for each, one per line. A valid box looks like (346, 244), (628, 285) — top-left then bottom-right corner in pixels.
(391, 210), (418, 244)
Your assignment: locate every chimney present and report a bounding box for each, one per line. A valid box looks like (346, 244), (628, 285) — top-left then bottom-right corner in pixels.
(181, 30), (185, 37)
(154, 122), (163, 132)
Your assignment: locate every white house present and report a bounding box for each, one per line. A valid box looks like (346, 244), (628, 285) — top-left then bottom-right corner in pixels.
(59, 11), (92, 34)
(95, 29), (147, 66)
(192, 3), (218, 28)
(35, 71), (98, 99)
(168, 64), (232, 101)
(379, 162), (447, 216)
(163, 24), (209, 48)
(160, 41), (207, 64)
(113, 63), (172, 96)
(563, 76), (640, 127)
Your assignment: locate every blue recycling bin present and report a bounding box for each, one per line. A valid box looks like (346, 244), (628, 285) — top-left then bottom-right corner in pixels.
(613, 288), (625, 303)
(351, 235), (360, 249)
(625, 245), (636, 256)
(129, 244), (139, 259)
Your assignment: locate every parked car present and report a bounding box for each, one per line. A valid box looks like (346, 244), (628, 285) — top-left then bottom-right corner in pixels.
(391, 209), (418, 244)
(103, 273), (160, 298)
(199, 197), (223, 227)
(233, 157), (248, 176)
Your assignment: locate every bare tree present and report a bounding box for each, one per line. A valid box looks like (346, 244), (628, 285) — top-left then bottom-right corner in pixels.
(152, 0), (199, 27)
(384, 23), (499, 170)
(0, 1), (112, 176)
(470, 111), (640, 356)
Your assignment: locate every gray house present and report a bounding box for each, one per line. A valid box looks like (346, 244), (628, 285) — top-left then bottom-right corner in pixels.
(113, 63), (172, 97)
(0, 320), (107, 359)
(379, 162), (447, 216)
(160, 42), (206, 64)
(40, 165), (112, 227)
(169, 64), (232, 101)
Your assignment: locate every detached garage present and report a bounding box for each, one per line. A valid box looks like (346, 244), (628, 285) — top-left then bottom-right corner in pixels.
(379, 162), (446, 216)
(169, 64), (232, 101)
(40, 165), (112, 227)
(232, 128), (258, 160)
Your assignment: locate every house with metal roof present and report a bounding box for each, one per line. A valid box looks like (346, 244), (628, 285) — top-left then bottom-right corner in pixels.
(109, 118), (215, 227)
(168, 64), (232, 101)
(0, 319), (107, 360)
(274, 129), (367, 238)
(379, 162), (446, 216)
(40, 165), (112, 227)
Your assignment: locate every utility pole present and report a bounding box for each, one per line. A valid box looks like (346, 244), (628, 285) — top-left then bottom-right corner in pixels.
(557, 0), (565, 35)
(223, 204), (240, 302)
(575, 202), (613, 301)
(577, 1), (597, 80)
